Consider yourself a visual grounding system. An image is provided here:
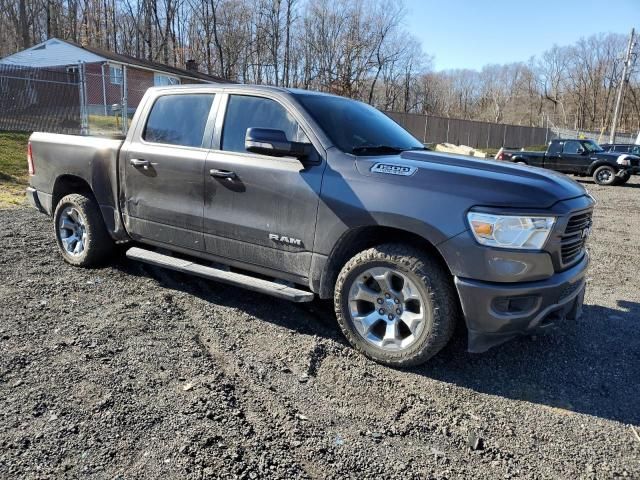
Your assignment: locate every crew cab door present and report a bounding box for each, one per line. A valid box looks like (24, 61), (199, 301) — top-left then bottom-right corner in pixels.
(557, 140), (588, 173)
(203, 93), (324, 281)
(121, 92), (217, 251)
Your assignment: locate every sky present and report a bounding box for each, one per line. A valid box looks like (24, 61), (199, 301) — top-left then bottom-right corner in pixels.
(404, 0), (640, 71)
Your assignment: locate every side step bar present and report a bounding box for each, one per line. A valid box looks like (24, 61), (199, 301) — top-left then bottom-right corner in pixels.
(126, 247), (314, 303)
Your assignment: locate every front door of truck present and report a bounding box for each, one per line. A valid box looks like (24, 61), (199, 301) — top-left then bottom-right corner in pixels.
(122, 92), (216, 251)
(203, 93), (324, 281)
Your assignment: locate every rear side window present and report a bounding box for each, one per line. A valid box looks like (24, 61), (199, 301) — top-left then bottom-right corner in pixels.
(548, 141), (562, 155)
(221, 95), (305, 153)
(144, 94), (214, 147)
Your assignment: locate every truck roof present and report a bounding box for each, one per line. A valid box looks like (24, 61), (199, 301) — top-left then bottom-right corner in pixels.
(148, 83), (343, 99)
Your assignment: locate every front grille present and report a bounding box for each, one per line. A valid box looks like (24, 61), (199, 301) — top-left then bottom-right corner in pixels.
(561, 211), (592, 265)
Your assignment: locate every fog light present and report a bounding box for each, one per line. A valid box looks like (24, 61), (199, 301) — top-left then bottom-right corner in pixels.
(492, 295), (538, 314)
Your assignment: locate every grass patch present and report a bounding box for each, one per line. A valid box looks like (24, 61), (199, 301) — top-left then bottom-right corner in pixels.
(0, 131), (30, 208)
(88, 115), (123, 134)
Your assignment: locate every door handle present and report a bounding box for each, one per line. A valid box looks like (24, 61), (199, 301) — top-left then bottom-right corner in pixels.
(209, 168), (236, 179)
(130, 158), (151, 168)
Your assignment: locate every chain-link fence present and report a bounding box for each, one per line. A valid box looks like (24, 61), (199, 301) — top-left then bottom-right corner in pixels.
(548, 123), (636, 145)
(0, 64), (82, 134)
(0, 62), (155, 136)
(1, 64), (635, 149)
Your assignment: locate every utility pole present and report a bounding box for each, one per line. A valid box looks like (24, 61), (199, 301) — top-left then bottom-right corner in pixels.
(610, 28), (636, 144)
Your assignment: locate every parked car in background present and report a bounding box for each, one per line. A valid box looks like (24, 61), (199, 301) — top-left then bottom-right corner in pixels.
(27, 85), (594, 367)
(600, 143), (640, 156)
(496, 139), (640, 186)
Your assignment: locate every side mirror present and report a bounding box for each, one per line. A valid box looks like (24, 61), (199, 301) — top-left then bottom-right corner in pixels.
(245, 128), (311, 160)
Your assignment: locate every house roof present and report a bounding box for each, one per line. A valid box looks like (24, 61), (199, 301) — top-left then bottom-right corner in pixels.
(0, 38), (230, 84)
(77, 43), (231, 84)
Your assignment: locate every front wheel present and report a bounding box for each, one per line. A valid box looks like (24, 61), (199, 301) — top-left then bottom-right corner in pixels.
(617, 171), (631, 185)
(334, 244), (458, 367)
(53, 193), (114, 267)
(593, 165), (618, 186)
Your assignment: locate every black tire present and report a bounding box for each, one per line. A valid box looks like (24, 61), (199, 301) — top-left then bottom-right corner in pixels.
(53, 193), (114, 267)
(334, 243), (458, 367)
(618, 171), (631, 184)
(592, 165), (617, 186)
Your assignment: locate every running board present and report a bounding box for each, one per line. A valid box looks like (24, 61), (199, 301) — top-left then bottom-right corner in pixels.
(126, 247), (314, 303)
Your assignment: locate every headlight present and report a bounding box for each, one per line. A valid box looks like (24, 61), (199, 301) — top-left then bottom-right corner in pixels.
(467, 212), (555, 250)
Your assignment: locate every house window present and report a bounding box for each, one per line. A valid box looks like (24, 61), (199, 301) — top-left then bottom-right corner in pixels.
(154, 73), (180, 86)
(66, 66), (79, 83)
(110, 65), (123, 85)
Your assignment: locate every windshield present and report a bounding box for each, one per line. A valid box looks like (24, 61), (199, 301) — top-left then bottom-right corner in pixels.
(581, 140), (604, 152)
(293, 93), (424, 155)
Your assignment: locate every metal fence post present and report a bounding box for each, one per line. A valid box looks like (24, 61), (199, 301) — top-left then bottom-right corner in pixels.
(486, 124), (490, 149)
(544, 113), (549, 144)
(423, 114), (428, 143)
(121, 65), (128, 135)
(78, 61), (89, 135)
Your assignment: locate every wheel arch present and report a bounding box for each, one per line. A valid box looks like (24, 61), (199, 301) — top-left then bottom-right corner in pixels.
(52, 174), (95, 209)
(316, 225), (452, 299)
(52, 175), (125, 241)
(588, 161), (617, 175)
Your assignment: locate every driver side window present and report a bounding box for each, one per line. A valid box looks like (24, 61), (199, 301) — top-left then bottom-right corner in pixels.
(563, 141), (582, 154)
(221, 95), (308, 154)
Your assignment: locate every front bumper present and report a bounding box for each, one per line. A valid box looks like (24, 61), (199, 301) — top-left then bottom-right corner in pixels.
(455, 252), (589, 353)
(621, 166), (640, 176)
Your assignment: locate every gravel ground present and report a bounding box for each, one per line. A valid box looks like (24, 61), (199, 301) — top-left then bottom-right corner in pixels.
(1, 177), (639, 479)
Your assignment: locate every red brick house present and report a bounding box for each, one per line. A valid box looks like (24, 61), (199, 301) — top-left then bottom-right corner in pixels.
(0, 38), (229, 116)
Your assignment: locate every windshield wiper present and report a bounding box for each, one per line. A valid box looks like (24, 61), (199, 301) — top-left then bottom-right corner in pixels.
(404, 146), (429, 151)
(351, 144), (424, 155)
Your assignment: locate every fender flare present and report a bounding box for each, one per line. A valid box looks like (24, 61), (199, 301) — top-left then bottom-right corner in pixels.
(588, 161), (618, 175)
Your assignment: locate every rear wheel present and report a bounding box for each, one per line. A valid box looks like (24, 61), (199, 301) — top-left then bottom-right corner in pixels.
(53, 193), (114, 267)
(334, 244), (458, 367)
(593, 165), (617, 186)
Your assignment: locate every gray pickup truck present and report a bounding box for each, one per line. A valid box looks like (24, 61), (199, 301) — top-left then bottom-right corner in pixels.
(27, 85), (594, 367)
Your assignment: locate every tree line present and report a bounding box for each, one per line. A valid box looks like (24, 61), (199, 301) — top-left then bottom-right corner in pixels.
(1, 0), (638, 134)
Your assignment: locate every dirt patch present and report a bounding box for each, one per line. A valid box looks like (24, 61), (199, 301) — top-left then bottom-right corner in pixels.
(1, 177), (639, 478)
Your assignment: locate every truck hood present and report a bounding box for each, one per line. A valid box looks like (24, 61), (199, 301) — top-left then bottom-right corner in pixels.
(593, 151), (640, 162)
(355, 150), (588, 209)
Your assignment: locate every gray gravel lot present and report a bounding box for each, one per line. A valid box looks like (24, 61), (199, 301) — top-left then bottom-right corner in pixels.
(1, 177), (639, 479)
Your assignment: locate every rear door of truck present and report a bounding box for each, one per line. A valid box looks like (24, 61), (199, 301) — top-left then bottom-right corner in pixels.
(543, 140), (563, 171)
(120, 90), (217, 251)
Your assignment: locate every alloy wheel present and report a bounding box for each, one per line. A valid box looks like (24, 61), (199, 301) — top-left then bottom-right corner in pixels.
(347, 267), (426, 351)
(58, 206), (87, 256)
